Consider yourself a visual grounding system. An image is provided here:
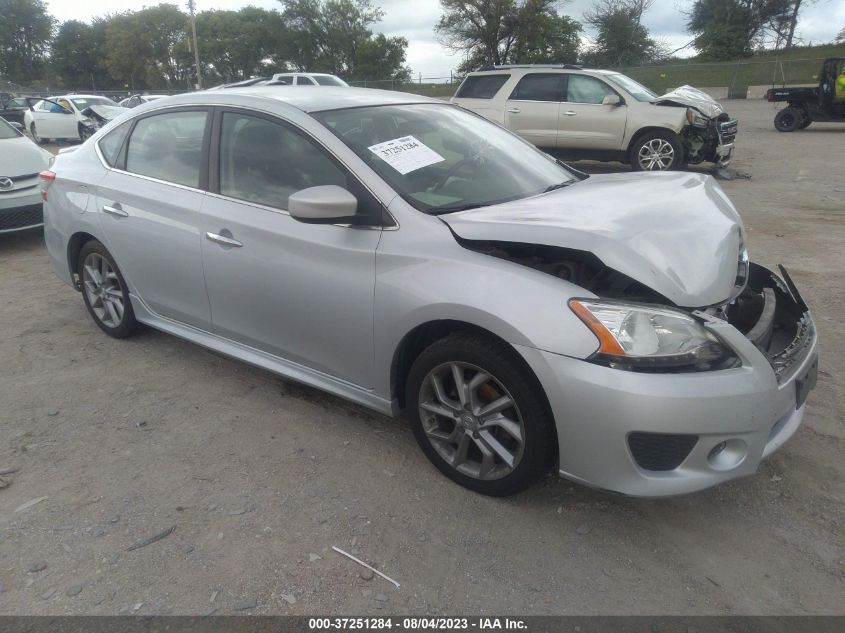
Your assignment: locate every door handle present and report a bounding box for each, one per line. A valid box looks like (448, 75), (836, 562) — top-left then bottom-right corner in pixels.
(507, 107), (521, 114)
(102, 204), (128, 217)
(206, 231), (243, 248)
(563, 111), (577, 116)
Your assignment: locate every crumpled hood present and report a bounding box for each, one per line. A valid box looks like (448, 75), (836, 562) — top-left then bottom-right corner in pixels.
(651, 84), (725, 119)
(442, 171), (744, 308)
(81, 105), (126, 122)
(0, 135), (51, 177)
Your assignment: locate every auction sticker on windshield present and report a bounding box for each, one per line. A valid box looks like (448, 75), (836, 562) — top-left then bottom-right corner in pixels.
(368, 135), (445, 175)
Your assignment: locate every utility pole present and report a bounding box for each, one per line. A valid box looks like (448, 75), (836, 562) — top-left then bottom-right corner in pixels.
(187, 0), (203, 89)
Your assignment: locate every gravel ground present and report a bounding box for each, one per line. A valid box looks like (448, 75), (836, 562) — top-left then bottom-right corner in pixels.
(0, 99), (843, 615)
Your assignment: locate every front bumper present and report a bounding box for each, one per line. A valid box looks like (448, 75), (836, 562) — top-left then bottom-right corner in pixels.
(517, 264), (817, 497)
(0, 180), (43, 233)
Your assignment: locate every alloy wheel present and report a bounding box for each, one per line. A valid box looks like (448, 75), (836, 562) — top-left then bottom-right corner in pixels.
(82, 252), (125, 328)
(417, 362), (526, 481)
(637, 138), (675, 170)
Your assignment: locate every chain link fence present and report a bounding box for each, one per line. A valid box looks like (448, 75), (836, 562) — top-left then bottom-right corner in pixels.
(3, 55), (834, 102)
(351, 57), (832, 100)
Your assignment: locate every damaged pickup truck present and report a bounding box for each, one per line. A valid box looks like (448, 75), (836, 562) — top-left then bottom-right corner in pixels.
(45, 92), (812, 498)
(451, 65), (737, 172)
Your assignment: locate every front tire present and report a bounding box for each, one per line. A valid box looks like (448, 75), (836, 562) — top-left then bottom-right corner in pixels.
(774, 107), (803, 132)
(78, 241), (137, 339)
(30, 123), (48, 145)
(405, 333), (556, 496)
(629, 130), (684, 171)
(79, 124), (94, 142)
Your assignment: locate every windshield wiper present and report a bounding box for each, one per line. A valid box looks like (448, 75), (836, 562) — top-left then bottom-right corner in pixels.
(543, 180), (575, 193)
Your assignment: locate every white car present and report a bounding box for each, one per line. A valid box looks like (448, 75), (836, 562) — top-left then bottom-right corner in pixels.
(23, 94), (119, 144)
(0, 117), (51, 233)
(271, 72), (349, 86)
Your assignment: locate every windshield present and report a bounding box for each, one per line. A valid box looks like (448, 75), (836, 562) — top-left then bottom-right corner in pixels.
(605, 73), (657, 102)
(0, 118), (20, 139)
(70, 97), (115, 110)
(314, 75), (347, 86)
(313, 104), (575, 214)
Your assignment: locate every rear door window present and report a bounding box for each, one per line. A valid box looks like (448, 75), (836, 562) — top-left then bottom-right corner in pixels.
(454, 74), (509, 99)
(509, 74), (565, 102)
(125, 110), (208, 188)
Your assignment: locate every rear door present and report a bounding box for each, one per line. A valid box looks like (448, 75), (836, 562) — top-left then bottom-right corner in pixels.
(556, 74), (627, 151)
(95, 107), (213, 329)
(504, 73), (565, 149)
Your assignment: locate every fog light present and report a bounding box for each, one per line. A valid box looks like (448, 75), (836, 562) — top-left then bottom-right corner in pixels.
(707, 439), (747, 471)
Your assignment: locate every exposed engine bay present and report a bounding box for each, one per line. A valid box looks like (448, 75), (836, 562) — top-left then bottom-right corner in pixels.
(461, 240), (814, 380)
(458, 239), (670, 305)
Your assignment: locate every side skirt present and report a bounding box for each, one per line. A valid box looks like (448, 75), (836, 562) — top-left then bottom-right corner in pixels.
(129, 294), (396, 417)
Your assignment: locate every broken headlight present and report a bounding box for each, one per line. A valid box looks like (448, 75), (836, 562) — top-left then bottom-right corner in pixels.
(569, 299), (737, 371)
(685, 108), (709, 127)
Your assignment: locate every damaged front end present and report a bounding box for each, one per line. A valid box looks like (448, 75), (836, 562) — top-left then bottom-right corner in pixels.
(721, 263), (817, 388)
(79, 105), (125, 135)
(653, 85), (738, 167)
(460, 239), (815, 385)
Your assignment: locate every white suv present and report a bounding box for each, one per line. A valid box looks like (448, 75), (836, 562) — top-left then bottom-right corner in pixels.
(451, 65), (737, 171)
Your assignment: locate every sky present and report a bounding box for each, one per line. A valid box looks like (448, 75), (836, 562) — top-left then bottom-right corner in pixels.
(46, 0), (845, 78)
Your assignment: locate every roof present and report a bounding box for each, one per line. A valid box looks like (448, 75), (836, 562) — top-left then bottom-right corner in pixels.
(198, 86), (443, 113)
(468, 65), (620, 76)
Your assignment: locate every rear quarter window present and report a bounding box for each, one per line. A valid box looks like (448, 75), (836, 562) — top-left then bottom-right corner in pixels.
(454, 74), (510, 99)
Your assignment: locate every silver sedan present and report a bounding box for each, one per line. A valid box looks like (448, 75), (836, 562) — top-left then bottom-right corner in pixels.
(41, 87), (818, 497)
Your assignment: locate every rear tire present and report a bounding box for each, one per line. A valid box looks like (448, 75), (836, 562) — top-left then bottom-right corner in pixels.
(30, 123), (48, 145)
(405, 332), (556, 496)
(774, 107), (803, 132)
(629, 130), (684, 171)
(78, 241), (138, 339)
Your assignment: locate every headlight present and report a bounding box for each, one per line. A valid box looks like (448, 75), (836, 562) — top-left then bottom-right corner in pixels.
(569, 299), (736, 371)
(685, 108), (709, 127)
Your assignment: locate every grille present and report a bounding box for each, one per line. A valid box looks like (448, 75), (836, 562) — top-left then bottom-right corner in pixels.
(628, 432), (698, 471)
(0, 204), (43, 231)
(719, 120), (738, 144)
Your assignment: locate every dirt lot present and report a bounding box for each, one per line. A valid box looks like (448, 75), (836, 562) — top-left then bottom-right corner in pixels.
(0, 99), (843, 616)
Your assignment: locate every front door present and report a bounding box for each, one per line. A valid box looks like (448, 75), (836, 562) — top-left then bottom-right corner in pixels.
(34, 99), (77, 139)
(96, 108), (212, 329)
(199, 109), (381, 388)
(504, 73), (565, 149)
(556, 74), (628, 151)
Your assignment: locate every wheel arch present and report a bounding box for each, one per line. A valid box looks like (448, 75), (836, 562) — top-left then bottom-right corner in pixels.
(626, 126), (683, 157)
(67, 231), (100, 283)
(389, 320), (557, 459)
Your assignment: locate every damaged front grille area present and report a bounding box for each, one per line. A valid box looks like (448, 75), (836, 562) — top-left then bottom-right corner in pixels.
(725, 263), (814, 383)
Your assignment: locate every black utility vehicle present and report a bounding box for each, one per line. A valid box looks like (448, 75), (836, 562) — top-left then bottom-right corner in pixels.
(767, 58), (845, 131)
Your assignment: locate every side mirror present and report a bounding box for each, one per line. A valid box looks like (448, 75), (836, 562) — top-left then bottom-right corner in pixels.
(602, 94), (622, 106)
(288, 185), (359, 224)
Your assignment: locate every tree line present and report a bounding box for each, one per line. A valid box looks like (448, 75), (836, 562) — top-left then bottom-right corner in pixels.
(437, 0), (838, 74)
(0, 0), (412, 89)
(0, 0), (840, 90)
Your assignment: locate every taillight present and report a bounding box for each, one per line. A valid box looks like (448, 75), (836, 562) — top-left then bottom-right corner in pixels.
(39, 170), (56, 201)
